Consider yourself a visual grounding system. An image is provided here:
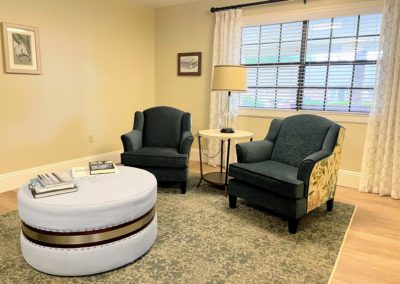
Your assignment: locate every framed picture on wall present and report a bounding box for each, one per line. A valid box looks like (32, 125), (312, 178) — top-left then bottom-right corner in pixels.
(1, 23), (41, 74)
(177, 52), (201, 76)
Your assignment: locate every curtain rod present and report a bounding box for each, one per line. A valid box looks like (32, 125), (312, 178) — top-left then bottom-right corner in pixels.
(210, 0), (307, 13)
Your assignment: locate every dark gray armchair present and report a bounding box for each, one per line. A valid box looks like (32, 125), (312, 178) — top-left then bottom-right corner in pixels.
(228, 114), (345, 233)
(121, 106), (194, 193)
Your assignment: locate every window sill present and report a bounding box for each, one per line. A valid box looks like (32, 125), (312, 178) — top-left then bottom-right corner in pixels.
(238, 108), (369, 124)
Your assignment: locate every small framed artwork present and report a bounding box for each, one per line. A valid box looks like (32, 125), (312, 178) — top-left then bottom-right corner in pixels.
(1, 23), (41, 74)
(177, 52), (201, 76)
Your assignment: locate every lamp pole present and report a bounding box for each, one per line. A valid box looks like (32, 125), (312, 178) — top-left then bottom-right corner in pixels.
(221, 90), (234, 133)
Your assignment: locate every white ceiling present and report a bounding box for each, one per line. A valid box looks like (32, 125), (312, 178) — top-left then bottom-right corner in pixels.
(131, 0), (199, 8)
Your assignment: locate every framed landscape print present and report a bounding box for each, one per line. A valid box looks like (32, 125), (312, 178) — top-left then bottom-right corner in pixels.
(177, 52), (201, 76)
(1, 23), (41, 74)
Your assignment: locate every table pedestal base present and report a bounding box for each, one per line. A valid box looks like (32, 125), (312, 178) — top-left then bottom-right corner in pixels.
(196, 172), (233, 195)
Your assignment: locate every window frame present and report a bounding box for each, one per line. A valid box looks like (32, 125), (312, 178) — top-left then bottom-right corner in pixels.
(240, 15), (380, 115)
(239, 108), (369, 124)
(239, 2), (383, 122)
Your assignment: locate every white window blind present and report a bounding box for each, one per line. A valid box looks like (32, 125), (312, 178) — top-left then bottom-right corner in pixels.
(240, 13), (382, 113)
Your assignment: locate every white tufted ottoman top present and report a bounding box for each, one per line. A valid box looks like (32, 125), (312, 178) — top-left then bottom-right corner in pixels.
(18, 166), (157, 232)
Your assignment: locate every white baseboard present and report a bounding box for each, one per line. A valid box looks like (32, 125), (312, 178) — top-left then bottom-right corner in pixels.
(1, 149), (360, 194)
(337, 170), (360, 189)
(190, 149), (360, 189)
(0, 150), (122, 193)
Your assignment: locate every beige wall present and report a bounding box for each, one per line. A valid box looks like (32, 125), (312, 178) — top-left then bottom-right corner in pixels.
(0, 0), (382, 176)
(0, 0), (155, 174)
(155, 0), (382, 173)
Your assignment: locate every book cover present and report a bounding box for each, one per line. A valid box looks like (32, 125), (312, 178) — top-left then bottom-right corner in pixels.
(72, 165), (120, 178)
(29, 178), (76, 194)
(31, 186), (78, 199)
(37, 171), (74, 188)
(89, 161), (115, 170)
(53, 171), (74, 183)
(71, 167), (91, 179)
(29, 178), (44, 192)
(89, 161), (116, 175)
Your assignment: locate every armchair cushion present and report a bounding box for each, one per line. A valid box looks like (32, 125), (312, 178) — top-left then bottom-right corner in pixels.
(143, 107), (184, 149)
(121, 130), (142, 152)
(179, 131), (194, 155)
(229, 160), (304, 199)
(236, 140), (274, 163)
(271, 115), (334, 167)
(121, 147), (188, 168)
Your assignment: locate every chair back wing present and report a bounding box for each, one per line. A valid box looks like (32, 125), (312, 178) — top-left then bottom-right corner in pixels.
(307, 127), (345, 212)
(265, 119), (283, 143)
(133, 111), (144, 131)
(142, 106), (184, 148)
(271, 115), (337, 167)
(181, 112), (192, 133)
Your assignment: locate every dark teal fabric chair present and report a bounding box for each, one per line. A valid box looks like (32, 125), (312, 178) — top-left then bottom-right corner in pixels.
(121, 106), (194, 193)
(228, 114), (345, 233)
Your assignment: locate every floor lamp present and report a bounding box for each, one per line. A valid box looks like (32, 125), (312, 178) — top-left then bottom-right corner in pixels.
(211, 65), (248, 133)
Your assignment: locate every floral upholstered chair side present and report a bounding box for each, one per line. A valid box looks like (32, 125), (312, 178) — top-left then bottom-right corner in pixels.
(307, 127), (345, 213)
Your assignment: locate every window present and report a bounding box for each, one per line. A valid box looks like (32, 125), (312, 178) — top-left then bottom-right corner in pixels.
(240, 13), (382, 113)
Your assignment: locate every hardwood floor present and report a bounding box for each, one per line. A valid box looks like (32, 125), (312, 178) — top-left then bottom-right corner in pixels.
(331, 189), (400, 284)
(0, 188), (18, 215)
(1, 161), (399, 283)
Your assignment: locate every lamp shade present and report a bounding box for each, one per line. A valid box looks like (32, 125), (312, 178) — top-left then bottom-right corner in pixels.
(212, 65), (247, 92)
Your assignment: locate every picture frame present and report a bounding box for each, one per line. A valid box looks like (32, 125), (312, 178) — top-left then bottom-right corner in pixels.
(1, 22), (41, 74)
(177, 52), (201, 76)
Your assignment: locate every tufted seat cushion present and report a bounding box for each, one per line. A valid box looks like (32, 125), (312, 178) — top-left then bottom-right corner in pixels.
(229, 160), (304, 199)
(121, 147), (188, 168)
(18, 167), (157, 232)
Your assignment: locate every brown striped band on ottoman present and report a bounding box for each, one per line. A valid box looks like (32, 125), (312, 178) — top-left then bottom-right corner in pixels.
(21, 206), (155, 248)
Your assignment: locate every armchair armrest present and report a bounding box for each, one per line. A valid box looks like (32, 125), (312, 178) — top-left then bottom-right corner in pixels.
(236, 140), (274, 163)
(179, 130), (194, 155)
(121, 130), (142, 152)
(297, 150), (331, 189)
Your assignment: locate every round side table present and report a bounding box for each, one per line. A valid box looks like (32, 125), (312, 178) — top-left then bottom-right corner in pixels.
(197, 129), (254, 195)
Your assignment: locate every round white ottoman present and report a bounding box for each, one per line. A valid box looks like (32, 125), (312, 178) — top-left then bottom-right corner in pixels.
(17, 166), (157, 276)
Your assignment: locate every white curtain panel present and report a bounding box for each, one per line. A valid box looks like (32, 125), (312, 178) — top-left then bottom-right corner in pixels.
(208, 9), (242, 166)
(360, 0), (400, 199)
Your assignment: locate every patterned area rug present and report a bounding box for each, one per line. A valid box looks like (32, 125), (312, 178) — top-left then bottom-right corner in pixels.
(0, 175), (355, 283)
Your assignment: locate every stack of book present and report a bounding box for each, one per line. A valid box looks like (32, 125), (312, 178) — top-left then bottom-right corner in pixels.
(29, 171), (77, 199)
(89, 161), (116, 175)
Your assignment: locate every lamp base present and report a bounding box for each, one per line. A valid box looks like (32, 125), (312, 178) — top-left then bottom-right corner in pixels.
(220, 128), (235, 133)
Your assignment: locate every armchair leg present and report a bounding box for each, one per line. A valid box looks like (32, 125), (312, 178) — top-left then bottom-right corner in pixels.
(229, 195), (237, 208)
(327, 198), (334, 212)
(180, 182), (187, 194)
(288, 218), (299, 234)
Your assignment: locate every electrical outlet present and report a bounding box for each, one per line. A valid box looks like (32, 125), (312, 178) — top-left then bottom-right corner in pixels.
(88, 135), (94, 143)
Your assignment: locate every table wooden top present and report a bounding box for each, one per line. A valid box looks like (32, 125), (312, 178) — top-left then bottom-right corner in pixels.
(198, 129), (254, 140)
